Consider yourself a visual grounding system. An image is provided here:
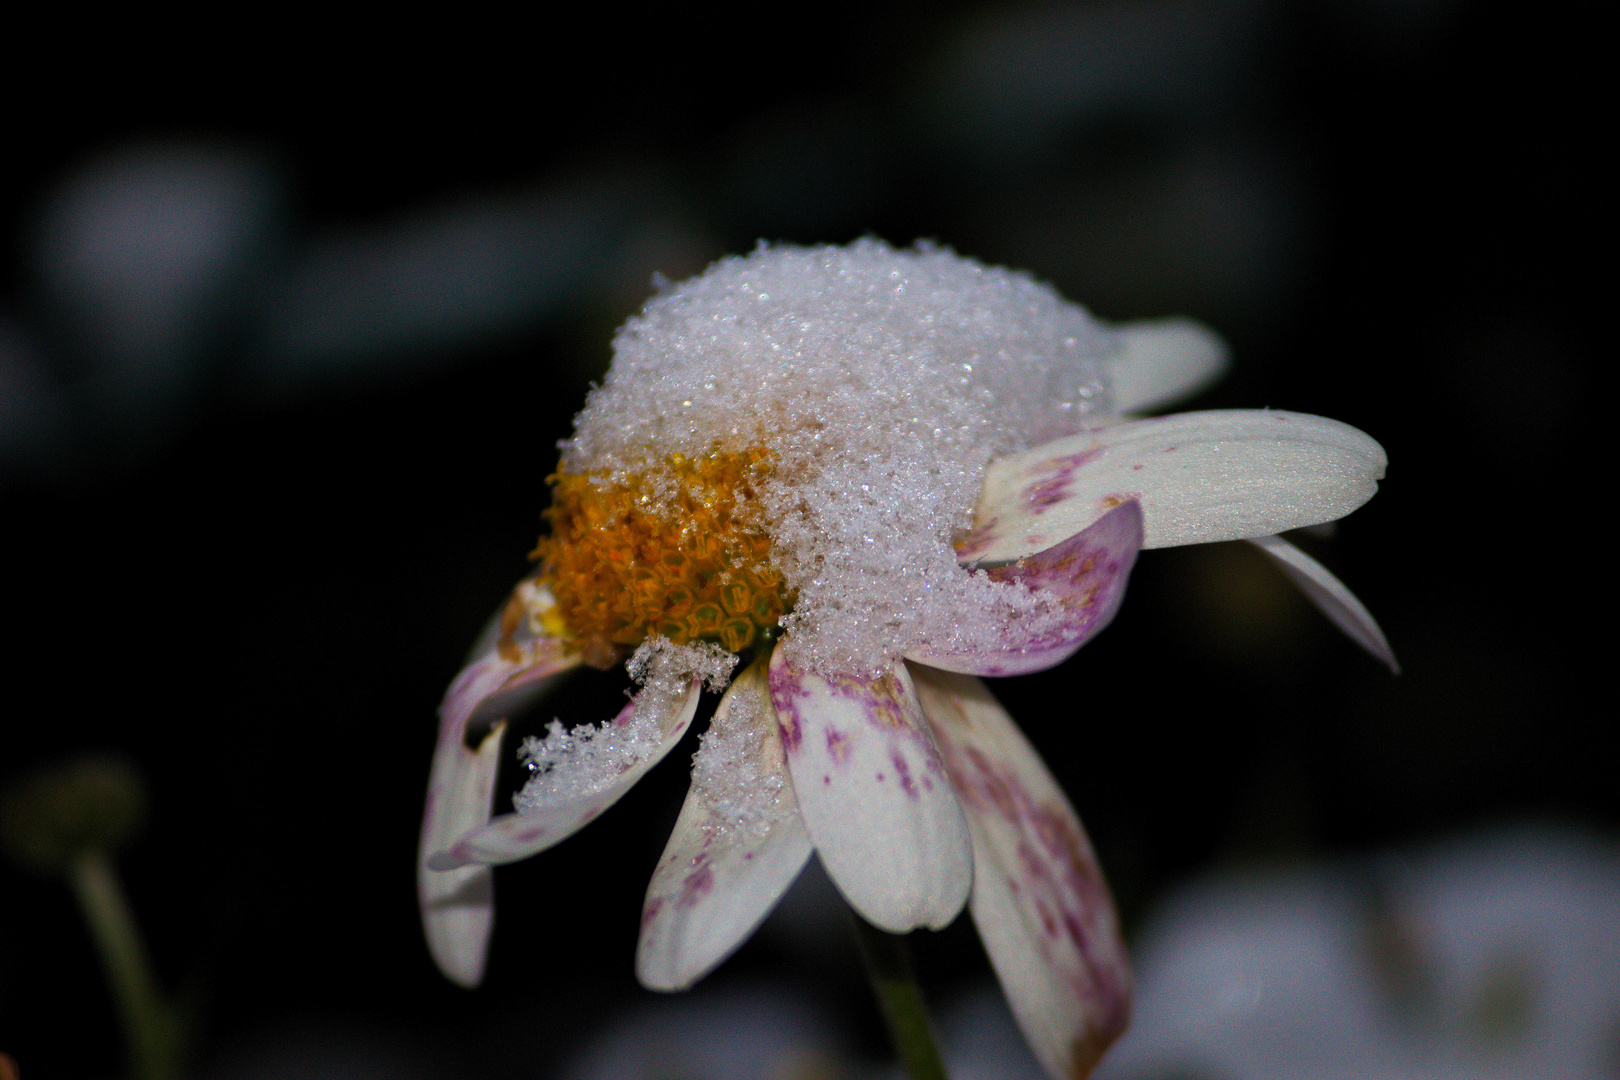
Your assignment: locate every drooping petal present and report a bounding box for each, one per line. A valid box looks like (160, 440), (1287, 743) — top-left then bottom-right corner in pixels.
(959, 410), (1387, 564)
(911, 665), (1130, 1080)
(1248, 533), (1399, 672)
(428, 671), (703, 869)
(418, 718), (504, 990)
(768, 650), (971, 933)
(637, 660), (814, 991)
(418, 579), (581, 988)
(909, 501), (1142, 677)
(1112, 318), (1229, 414)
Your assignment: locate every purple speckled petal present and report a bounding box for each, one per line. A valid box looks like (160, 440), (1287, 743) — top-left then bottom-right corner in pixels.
(768, 650), (971, 932)
(909, 501), (1141, 677)
(911, 665), (1131, 1080)
(418, 579), (581, 988)
(429, 672), (702, 869)
(637, 660), (814, 991)
(960, 410), (1387, 565)
(1248, 534), (1399, 673)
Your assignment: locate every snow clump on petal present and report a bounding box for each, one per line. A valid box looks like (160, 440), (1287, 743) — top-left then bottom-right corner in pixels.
(514, 638), (732, 812)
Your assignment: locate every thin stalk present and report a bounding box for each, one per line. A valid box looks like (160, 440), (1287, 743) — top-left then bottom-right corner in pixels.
(849, 913), (950, 1080)
(68, 852), (181, 1080)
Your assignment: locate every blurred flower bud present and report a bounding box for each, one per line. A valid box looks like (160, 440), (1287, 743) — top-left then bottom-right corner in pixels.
(0, 756), (147, 874)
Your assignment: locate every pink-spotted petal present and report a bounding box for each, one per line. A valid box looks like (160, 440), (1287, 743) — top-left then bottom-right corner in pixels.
(1113, 318), (1229, 414)
(1248, 533), (1398, 672)
(959, 410), (1387, 564)
(911, 665), (1131, 1080)
(429, 672), (703, 869)
(911, 501), (1141, 677)
(768, 650), (971, 933)
(418, 580), (581, 987)
(637, 660), (814, 991)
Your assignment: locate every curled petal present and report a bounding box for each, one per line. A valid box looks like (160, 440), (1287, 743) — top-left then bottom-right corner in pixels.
(768, 651), (971, 932)
(960, 410), (1387, 564)
(911, 665), (1131, 1080)
(637, 660), (813, 990)
(1113, 318), (1229, 414)
(911, 501), (1141, 677)
(1248, 534), (1399, 672)
(429, 672), (702, 868)
(418, 580), (581, 987)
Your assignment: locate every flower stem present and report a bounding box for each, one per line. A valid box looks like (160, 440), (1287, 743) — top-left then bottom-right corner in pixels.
(849, 913), (950, 1080)
(68, 852), (181, 1080)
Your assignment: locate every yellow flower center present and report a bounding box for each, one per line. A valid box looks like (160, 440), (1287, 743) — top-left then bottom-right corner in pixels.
(532, 446), (792, 668)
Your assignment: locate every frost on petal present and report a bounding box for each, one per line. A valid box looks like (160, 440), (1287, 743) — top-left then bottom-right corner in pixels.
(910, 501), (1141, 677)
(418, 579), (581, 988)
(1248, 534), (1399, 672)
(768, 648), (971, 932)
(1112, 318), (1229, 414)
(911, 665), (1131, 1080)
(638, 659), (813, 991)
(960, 410), (1388, 564)
(429, 638), (724, 869)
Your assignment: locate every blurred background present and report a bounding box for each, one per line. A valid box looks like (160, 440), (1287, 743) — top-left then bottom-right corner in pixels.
(1, 1), (1608, 1077)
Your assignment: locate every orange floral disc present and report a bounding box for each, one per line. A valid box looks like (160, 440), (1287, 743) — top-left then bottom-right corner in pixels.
(533, 447), (793, 668)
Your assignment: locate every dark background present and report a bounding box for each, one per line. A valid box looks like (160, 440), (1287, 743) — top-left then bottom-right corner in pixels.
(1, 1), (1602, 1076)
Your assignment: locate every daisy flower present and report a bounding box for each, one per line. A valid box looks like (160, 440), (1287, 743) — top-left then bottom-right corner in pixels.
(417, 240), (1390, 1079)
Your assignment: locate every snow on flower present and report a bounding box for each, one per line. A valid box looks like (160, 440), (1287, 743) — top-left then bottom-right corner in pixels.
(417, 240), (1392, 1079)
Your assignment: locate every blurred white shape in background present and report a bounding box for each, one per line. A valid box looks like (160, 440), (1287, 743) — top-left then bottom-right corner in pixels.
(33, 142), (282, 448)
(0, 318), (74, 479)
(245, 174), (700, 394)
(920, 829), (1620, 1080)
(1094, 828), (1620, 1080)
(562, 982), (843, 1080)
(7, 140), (712, 477)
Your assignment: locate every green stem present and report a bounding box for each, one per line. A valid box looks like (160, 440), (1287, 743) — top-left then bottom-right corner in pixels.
(68, 853), (181, 1080)
(849, 913), (950, 1080)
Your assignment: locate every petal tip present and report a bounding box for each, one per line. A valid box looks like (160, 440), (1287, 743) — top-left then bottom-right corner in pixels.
(436, 952), (487, 990)
(419, 864), (495, 989)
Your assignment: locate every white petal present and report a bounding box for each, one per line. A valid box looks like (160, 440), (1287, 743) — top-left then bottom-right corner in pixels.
(768, 650), (971, 932)
(637, 661), (814, 990)
(909, 501), (1141, 677)
(418, 718), (504, 989)
(417, 581), (581, 988)
(911, 665), (1131, 1080)
(960, 410), (1387, 564)
(1248, 533), (1399, 672)
(1112, 318), (1230, 414)
(429, 673), (702, 868)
